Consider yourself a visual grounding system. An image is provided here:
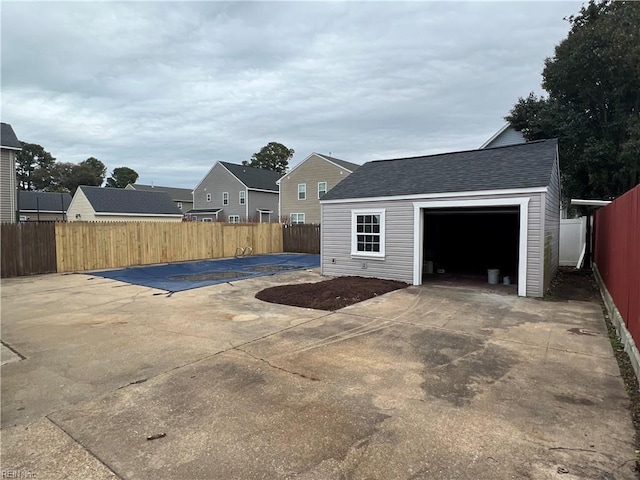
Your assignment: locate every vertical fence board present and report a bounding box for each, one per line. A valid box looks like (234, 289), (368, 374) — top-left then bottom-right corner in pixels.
(594, 185), (640, 341)
(1, 222), (57, 277)
(282, 224), (320, 254)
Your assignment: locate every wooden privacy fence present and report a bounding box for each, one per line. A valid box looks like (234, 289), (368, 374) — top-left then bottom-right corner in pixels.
(55, 222), (283, 273)
(283, 224), (320, 254)
(1, 222), (57, 277)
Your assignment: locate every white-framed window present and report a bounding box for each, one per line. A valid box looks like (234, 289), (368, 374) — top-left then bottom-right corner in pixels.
(177, 202), (182, 210)
(318, 182), (327, 199)
(201, 218), (213, 222)
(351, 209), (385, 258)
(222, 192), (229, 205)
(298, 183), (306, 200)
(290, 213), (305, 224)
(239, 190), (246, 205)
(206, 193), (211, 202)
(228, 215), (240, 223)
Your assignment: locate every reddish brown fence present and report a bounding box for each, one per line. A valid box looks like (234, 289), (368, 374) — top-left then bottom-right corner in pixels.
(593, 184), (640, 340)
(283, 224), (320, 254)
(1, 222), (57, 277)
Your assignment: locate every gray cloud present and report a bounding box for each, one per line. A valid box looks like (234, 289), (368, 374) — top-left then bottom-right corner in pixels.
(1, 1), (582, 188)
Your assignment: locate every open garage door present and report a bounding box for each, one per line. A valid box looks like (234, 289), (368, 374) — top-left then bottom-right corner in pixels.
(421, 206), (520, 291)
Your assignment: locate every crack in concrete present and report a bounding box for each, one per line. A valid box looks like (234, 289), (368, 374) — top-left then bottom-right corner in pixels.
(235, 347), (320, 381)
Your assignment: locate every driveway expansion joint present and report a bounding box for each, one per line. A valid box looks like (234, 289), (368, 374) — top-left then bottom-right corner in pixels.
(44, 415), (123, 480)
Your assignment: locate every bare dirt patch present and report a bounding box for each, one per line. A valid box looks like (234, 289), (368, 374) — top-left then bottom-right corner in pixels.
(255, 276), (408, 311)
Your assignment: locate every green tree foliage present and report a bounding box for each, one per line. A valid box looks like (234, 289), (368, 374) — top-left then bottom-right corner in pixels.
(507, 0), (640, 201)
(105, 167), (139, 188)
(243, 142), (294, 174)
(16, 142), (56, 190)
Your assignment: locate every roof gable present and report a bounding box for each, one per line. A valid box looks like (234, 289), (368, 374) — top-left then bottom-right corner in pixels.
(322, 139), (558, 201)
(219, 162), (280, 191)
(19, 191), (72, 212)
(278, 153), (360, 183)
(128, 183), (193, 201)
(1, 123), (21, 149)
(78, 186), (183, 215)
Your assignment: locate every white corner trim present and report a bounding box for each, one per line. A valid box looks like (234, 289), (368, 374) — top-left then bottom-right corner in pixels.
(320, 187), (547, 205)
(412, 197), (530, 297)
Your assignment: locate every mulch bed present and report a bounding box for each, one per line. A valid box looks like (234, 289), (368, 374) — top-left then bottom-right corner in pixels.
(255, 276), (408, 311)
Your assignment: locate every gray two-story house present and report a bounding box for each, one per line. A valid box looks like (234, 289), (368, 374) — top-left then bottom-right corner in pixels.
(190, 162), (280, 222)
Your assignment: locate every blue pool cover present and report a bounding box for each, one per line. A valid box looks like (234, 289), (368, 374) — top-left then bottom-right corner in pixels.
(91, 254), (320, 292)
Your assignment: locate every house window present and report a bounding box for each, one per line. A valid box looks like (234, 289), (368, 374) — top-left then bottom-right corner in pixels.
(290, 213), (305, 224)
(298, 183), (306, 200)
(318, 182), (327, 199)
(201, 218), (213, 222)
(228, 215), (240, 223)
(351, 209), (385, 257)
(177, 202), (182, 210)
(239, 191), (246, 205)
(222, 192), (229, 205)
(206, 193), (212, 202)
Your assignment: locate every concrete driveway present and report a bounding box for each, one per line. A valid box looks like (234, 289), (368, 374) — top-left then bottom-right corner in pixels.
(1, 270), (636, 479)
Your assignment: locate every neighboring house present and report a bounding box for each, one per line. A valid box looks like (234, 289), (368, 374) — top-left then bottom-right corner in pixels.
(18, 191), (72, 221)
(68, 186), (183, 222)
(480, 123), (526, 149)
(278, 153), (360, 224)
(1, 123), (21, 223)
(125, 183), (193, 213)
(191, 162), (280, 222)
(320, 139), (561, 298)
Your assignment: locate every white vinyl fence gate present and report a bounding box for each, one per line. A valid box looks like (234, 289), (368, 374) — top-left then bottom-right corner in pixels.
(559, 217), (587, 267)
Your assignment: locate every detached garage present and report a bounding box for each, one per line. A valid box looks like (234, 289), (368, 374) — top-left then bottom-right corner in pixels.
(320, 139), (560, 297)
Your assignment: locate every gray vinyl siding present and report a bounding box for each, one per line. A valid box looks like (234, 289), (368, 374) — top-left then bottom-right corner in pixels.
(543, 154), (561, 292)
(280, 154), (355, 224)
(194, 163), (247, 221)
(322, 192), (545, 297)
(175, 200), (193, 214)
(322, 199), (415, 284)
(484, 127), (526, 148)
(1, 149), (17, 223)
(247, 190), (279, 222)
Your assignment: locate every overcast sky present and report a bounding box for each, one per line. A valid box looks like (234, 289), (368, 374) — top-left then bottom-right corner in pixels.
(2, 1), (582, 188)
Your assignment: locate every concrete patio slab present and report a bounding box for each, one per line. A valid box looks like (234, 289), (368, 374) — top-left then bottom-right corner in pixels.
(1, 271), (636, 479)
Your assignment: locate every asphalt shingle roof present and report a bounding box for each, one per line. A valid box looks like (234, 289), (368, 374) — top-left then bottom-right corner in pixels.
(322, 139), (558, 201)
(220, 162), (280, 191)
(129, 183), (193, 201)
(79, 186), (183, 215)
(318, 154), (360, 172)
(1, 123), (21, 149)
(19, 191), (72, 212)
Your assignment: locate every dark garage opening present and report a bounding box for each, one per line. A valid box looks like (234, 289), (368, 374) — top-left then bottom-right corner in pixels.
(422, 207), (519, 288)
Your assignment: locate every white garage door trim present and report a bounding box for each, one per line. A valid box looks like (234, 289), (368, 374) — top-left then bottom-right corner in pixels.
(413, 197), (530, 297)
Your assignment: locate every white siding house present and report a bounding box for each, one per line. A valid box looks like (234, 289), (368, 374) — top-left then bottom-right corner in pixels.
(320, 140), (561, 298)
(68, 186), (183, 222)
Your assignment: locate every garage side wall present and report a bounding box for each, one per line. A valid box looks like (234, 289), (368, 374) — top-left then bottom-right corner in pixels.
(321, 200), (414, 283)
(321, 192), (545, 297)
(543, 157), (561, 292)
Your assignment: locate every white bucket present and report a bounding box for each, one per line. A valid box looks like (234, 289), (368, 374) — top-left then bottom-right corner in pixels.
(487, 269), (500, 285)
(503, 276), (511, 285)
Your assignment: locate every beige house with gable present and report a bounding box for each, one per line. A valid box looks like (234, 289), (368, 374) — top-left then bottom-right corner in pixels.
(278, 153), (359, 224)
